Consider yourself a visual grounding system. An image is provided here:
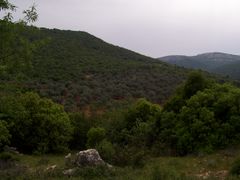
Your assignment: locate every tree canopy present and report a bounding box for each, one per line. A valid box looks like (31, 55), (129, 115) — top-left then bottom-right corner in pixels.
(0, 92), (73, 153)
(0, 0), (39, 79)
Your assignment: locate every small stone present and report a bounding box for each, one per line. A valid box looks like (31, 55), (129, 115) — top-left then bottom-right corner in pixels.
(63, 168), (76, 176)
(65, 153), (71, 159)
(106, 163), (113, 168)
(45, 164), (57, 171)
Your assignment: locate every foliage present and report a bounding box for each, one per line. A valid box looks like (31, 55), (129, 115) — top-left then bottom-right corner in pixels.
(0, 0), (15, 12)
(86, 127), (106, 148)
(111, 145), (146, 167)
(157, 73), (240, 155)
(109, 99), (161, 148)
(0, 121), (10, 150)
(96, 139), (115, 163)
(102, 99), (161, 166)
(0, 92), (73, 153)
(182, 71), (210, 98)
(230, 158), (240, 176)
(0, 0), (40, 79)
(0, 26), (190, 110)
(69, 112), (91, 150)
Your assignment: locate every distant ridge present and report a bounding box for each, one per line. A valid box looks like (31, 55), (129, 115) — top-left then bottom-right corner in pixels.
(158, 52), (240, 79)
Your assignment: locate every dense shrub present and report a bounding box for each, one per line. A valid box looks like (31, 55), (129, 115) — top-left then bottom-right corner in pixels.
(0, 92), (73, 153)
(96, 139), (115, 163)
(0, 121), (11, 150)
(69, 112), (91, 150)
(230, 158), (240, 176)
(112, 146), (146, 167)
(158, 73), (240, 155)
(97, 73), (240, 157)
(86, 127), (106, 148)
(109, 99), (161, 147)
(8, 26), (190, 110)
(182, 71), (210, 98)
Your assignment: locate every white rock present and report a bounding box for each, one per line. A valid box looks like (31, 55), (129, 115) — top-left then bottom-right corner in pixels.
(74, 149), (105, 167)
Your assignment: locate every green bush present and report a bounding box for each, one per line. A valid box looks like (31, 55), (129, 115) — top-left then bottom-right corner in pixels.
(69, 112), (90, 150)
(112, 146), (146, 167)
(230, 158), (240, 176)
(86, 127), (106, 148)
(0, 121), (11, 150)
(0, 92), (73, 153)
(109, 99), (161, 149)
(96, 139), (115, 163)
(182, 71), (210, 99)
(157, 73), (240, 155)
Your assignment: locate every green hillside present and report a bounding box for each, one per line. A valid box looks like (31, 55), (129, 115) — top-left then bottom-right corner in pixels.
(16, 27), (189, 111)
(214, 60), (240, 79)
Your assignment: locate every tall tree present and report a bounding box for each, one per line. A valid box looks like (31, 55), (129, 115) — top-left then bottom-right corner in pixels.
(0, 0), (39, 78)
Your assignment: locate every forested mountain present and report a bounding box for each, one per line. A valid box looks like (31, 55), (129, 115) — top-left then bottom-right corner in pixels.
(159, 52), (240, 79)
(7, 27), (191, 111)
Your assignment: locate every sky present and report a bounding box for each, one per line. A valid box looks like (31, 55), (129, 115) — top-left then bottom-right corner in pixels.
(6, 0), (240, 57)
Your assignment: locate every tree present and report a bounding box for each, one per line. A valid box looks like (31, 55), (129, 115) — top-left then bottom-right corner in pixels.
(182, 71), (209, 99)
(109, 99), (161, 148)
(0, 92), (73, 153)
(0, 0), (39, 78)
(159, 81), (240, 155)
(124, 99), (161, 130)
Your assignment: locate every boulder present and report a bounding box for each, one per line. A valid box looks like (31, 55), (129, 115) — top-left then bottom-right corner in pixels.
(74, 149), (105, 167)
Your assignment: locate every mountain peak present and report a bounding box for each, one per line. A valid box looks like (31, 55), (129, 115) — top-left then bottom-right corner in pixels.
(195, 52), (239, 59)
(159, 52), (240, 80)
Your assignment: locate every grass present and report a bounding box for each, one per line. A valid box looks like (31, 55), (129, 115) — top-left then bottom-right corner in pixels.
(1, 148), (240, 179)
(19, 153), (65, 168)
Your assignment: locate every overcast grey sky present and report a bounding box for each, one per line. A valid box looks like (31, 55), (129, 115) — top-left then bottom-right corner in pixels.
(8, 0), (240, 57)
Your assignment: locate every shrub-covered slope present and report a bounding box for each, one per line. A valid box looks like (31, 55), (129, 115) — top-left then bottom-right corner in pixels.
(21, 28), (189, 111)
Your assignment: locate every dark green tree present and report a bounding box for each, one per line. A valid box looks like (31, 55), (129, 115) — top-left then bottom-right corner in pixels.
(182, 71), (209, 99)
(159, 81), (240, 155)
(0, 92), (73, 153)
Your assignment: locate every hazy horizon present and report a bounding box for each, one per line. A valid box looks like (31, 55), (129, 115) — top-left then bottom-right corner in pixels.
(7, 0), (240, 57)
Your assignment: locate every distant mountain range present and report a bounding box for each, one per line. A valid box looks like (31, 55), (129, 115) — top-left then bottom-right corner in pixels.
(158, 52), (240, 79)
